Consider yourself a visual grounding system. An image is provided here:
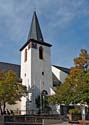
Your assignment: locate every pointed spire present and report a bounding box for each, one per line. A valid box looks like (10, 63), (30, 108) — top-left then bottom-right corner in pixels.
(27, 11), (44, 42)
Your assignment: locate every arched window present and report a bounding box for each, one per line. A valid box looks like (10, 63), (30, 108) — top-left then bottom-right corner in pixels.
(24, 49), (27, 62)
(39, 46), (43, 59)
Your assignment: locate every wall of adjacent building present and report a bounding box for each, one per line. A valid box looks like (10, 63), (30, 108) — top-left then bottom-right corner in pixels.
(52, 66), (68, 84)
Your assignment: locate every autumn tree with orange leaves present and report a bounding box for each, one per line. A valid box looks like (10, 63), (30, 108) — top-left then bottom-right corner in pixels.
(49, 49), (89, 105)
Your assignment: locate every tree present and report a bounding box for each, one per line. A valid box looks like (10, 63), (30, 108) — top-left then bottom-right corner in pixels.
(49, 49), (89, 105)
(0, 70), (27, 114)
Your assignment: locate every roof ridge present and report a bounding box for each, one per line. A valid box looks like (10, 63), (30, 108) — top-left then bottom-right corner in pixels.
(0, 62), (20, 66)
(52, 65), (70, 74)
(52, 65), (70, 69)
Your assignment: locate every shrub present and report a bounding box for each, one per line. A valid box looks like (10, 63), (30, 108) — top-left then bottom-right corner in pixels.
(69, 108), (81, 115)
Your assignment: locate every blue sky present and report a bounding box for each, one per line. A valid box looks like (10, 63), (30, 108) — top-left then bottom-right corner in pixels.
(0, 0), (89, 68)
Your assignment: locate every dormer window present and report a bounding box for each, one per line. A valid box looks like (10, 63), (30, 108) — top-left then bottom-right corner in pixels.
(39, 46), (43, 59)
(24, 49), (27, 62)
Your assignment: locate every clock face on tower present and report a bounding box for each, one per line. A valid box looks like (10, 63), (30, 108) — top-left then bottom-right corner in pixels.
(32, 42), (37, 49)
(28, 42), (37, 49)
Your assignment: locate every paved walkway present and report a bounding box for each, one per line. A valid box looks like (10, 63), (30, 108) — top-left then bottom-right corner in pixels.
(52, 122), (79, 125)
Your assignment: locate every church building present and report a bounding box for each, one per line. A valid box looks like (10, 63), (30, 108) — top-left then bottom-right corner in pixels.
(0, 11), (70, 114)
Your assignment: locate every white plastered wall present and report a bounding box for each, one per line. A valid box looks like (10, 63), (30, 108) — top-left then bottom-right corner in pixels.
(21, 42), (53, 114)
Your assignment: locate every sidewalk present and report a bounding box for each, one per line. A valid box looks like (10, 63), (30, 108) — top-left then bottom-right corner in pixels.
(52, 121), (79, 125)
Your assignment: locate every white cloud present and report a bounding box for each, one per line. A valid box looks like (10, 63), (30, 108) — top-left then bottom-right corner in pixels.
(0, 0), (89, 65)
(0, 0), (89, 43)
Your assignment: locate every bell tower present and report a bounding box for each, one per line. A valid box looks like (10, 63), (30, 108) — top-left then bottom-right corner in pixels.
(20, 11), (53, 114)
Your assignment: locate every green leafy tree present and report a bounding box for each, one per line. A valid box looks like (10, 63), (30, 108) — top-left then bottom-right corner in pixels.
(0, 70), (27, 114)
(49, 49), (89, 105)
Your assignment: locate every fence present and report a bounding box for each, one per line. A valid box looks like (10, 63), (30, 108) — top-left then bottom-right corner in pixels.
(0, 114), (62, 125)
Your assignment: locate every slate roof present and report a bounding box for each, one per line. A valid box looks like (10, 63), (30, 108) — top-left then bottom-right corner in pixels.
(0, 62), (20, 78)
(52, 65), (70, 74)
(27, 11), (44, 42)
(0, 62), (70, 81)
